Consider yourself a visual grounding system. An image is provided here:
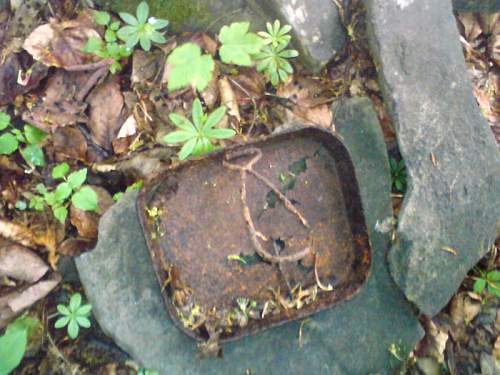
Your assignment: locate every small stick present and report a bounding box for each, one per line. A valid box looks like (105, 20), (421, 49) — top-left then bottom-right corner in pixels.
(65, 58), (114, 72)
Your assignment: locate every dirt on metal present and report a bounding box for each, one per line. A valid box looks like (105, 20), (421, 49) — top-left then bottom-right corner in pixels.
(138, 127), (371, 353)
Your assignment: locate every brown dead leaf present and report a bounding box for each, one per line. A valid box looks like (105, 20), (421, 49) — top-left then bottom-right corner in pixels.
(277, 78), (333, 129)
(53, 126), (88, 162)
(5, 273), (61, 313)
(58, 237), (95, 257)
(22, 70), (89, 132)
(189, 32), (219, 56)
(23, 13), (100, 69)
(131, 49), (165, 85)
(87, 76), (125, 151)
(458, 13), (483, 43)
(0, 243), (48, 283)
(219, 76), (241, 122)
(450, 292), (482, 326)
(0, 220), (36, 248)
(200, 75), (220, 110)
(0, 53), (48, 105)
(416, 318), (449, 363)
(70, 186), (114, 238)
(228, 68), (266, 107)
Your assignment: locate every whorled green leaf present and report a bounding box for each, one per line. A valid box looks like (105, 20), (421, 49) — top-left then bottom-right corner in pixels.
(136, 1), (149, 24)
(67, 319), (79, 339)
(163, 130), (195, 144)
(119, 12), (138, 26)
(69, 293), (82, 311)
(166, 43), (215, 92)
(178, 138), (198, 160)
(218, 22), (263, 66)
(77, 304), (92, 316)
(0, 133), (19, 155)
(204, 106), (226, 130)
(191, 98), (204, 129)
(72, 186), (99, 211)
(76, 316), (91, 328)
(205, 128), (236, 139)
(54, 316), (70, 329)
(169, 113), (196, 132)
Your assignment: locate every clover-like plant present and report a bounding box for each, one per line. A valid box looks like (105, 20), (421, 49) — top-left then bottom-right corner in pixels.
(117, 1), (168, 51)
(473, 269), (500, 299)
(28, 165), (99, 224)
(163, 98), (235, 160)
(0, 112), (47, 167)
(254, 43), (298, 86)
(258, 20), (292, 48)
(54, 293), (92, 339)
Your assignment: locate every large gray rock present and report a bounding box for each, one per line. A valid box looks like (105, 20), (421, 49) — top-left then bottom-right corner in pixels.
(94, 0), (346, 73)
(452, 0), (500, 12)
(76, 98), (423, 374)
(365, 0), (500, 316)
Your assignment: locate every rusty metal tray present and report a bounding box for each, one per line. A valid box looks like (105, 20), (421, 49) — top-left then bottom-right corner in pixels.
(137, 126), (371, 347)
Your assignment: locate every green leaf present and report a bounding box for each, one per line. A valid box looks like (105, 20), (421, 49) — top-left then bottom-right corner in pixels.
(29, 196), (44, 211)
(113, 192), (124, 202)
(178, 138), (197, 160)
(83, 36), (103, 53)
(77, 304), (92, 316)
(0, 321), (27, 375)
(57, 304), (70, 315)
(0, 112), (11, 130)
(0, 133), (19, 155)
(488, 283), (500, 297)
(52, 162), (70, 179)
(11, 128), (25, 142)
(136, 1), (149, 24)
(20, 144), (45, 167)
(169, 113), (196, 132)
(149, 31), (166, 44)
(67, 168), (87, 190)
(473, 278), (486, 294)
(72, 186), (99, 211)
(67, 319), (79, 339)
(94, 11), (110, 25)
(44, 192), (57, 206)
(76, 316), (91, 328)
(219, 22), (263, 66)
(205, 128), (236, 139)
(53, 206), (68, 224)
(15, 200), (27, 210)
(150, 18), (169, 30)
(105, 29), (117, 42)
(110, 21), (121, 31)
(69, 293), (82, 311)
(163, 130), (195, 144)
(55, 182), (72, 202)
(203, 106), (226, 130)
(54, 316), (69, 329)
(119, 12), (138, 25)
(139, 34), (151, 51)
(191, 99), (204, 129)
(487, 270), (500, 281)
(23, 124), (46, 144)
(36, 183), (47, 195)
(166, 43), (215, 92)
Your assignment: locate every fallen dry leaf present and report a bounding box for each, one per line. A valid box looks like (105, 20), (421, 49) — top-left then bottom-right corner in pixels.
(87, 76), (126, 151)
(70, 186), (114, 239)
(23, 13), (100, 69)
(53, 126), (88, 162)
(189, 32), (219, 56)
(416, 318), (449, 363)
(0, 53), (48, 105)
(228, 68), (266, 107)
(0, 219), (36, 248)
(450, 292), (482, 326)
(131, 49), (165, 85)
(58, 237), (96, 257)
(0, 243), (48, 283)
(219, 76), (241, 122)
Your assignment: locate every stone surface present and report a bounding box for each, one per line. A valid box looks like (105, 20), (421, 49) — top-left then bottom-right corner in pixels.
(254, 0), (346, 73)
(94, 0), (346, 73)
(452, 0), (500, 12)
(365, 0), (500, 316)
(76, 97), (423, 374)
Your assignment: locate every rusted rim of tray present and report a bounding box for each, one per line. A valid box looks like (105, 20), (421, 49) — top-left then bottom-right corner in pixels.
(137, 125), (372, 344)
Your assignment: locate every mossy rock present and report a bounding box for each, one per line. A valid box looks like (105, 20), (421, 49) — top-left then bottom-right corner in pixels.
(95, 0), (267, 33)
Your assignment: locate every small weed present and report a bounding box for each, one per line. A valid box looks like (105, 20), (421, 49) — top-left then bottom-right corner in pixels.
(54, 293), (92, 339)
(0, 315), (40, 375)
(390, 157), (407, 193)
(163, 98), (235, 160)
(117, 1), (168, 51)
(473, 268), (500, 299)
(258, 20), (292, 48)
(218, 22), (263, 66)
(28, 165), (99, 224)
(113, 180), (144, 201)
(135, 369), (159, 375)
(0, 112), (46, 167)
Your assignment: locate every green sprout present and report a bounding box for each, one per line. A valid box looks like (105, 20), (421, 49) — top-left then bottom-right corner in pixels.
(163, 98), (235, 160)
(473, 268), (500, 299)
(258, 20), (292, 48)
(0, 112), (47, 167)
(390, 157), (407, 193)
(54, 293), (92, 339)
(117, 1), (169, 51)
(218, 22), (263, 67)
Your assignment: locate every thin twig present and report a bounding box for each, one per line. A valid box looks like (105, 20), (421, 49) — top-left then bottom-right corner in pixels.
(65, 58), (114, 72)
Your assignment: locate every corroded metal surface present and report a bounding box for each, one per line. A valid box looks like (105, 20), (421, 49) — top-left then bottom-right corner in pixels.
(138, 127), (371, 343)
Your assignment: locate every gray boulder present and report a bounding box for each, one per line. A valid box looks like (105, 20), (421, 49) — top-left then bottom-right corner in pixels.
(365, 0), (500, 316)
(76, 98), (423, 374)
(452, 0), (500, 12)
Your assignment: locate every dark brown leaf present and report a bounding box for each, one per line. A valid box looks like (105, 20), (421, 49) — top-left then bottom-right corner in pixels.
(53, 126), (88, 162)
(0, 243), (48, 283)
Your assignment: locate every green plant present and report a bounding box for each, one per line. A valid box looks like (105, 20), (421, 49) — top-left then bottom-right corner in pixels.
(163, 98), (235, 160)
(54, 293), (92, 339)
(117, 1), (168, 51)
(254, 38), (298, 86)
(258, 20), (292, 48)
(83, 11), (133, 73)
(113, 180), (144, 201)
(0, 112), (46, 167)
(0, 315), (40, 375)
(166, 43), (215, 92)
(218, 22), (263, 67)
(473, 269), (500, 298)
(135, 369), (159, 375)
(390, 157), (407, 193)
(28, 165), (99, 224)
